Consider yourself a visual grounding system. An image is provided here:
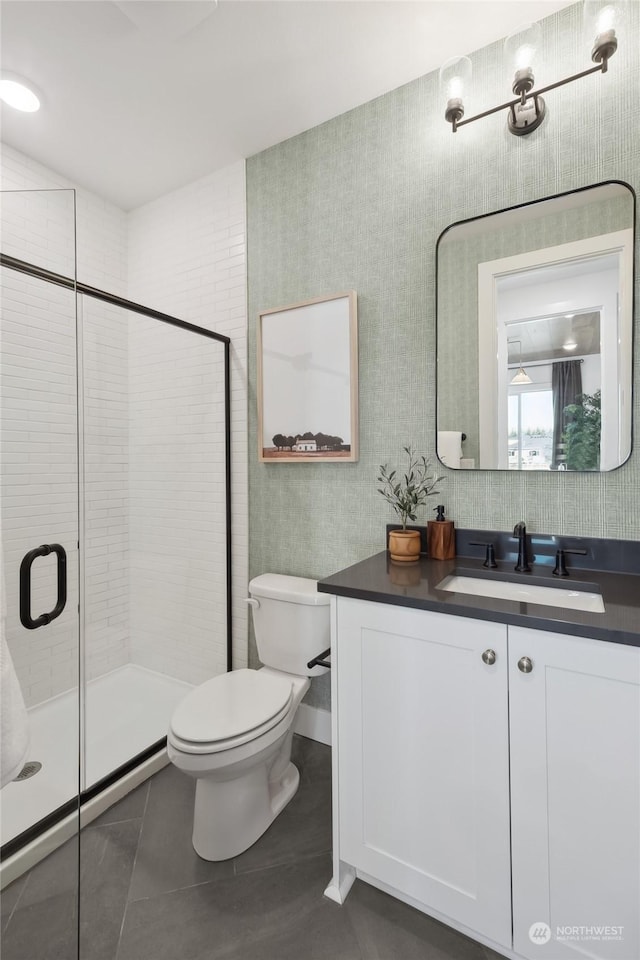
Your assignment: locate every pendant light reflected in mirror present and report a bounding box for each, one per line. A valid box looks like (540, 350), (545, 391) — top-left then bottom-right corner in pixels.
(508, 339), (532, 385)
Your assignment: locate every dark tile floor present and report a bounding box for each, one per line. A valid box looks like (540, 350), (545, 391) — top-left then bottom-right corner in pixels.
(1, 736), (505, 960)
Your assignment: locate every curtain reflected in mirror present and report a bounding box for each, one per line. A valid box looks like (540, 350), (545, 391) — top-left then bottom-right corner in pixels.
(553, 360), (583, 470)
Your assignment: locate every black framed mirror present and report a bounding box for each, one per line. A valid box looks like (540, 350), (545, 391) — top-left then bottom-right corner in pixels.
(436, 181), (635, 472)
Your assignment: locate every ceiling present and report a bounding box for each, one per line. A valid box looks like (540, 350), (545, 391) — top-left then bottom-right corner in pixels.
(509, 311), (601, 363)
(0, 0), (575, 210)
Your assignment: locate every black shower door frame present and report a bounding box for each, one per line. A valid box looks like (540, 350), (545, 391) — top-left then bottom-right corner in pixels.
(0, 251), (232, 859)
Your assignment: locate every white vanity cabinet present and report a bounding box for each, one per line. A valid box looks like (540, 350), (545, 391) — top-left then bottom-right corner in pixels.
(330, 597), (640, 960)
(333, 598), (513, 948)
(509, 626), (640, 960)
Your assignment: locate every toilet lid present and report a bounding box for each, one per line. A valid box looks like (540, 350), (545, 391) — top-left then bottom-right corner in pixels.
(170, 669), (293, 744)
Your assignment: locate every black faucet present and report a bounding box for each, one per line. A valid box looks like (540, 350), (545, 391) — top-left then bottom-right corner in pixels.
(512, 522), (531, 573)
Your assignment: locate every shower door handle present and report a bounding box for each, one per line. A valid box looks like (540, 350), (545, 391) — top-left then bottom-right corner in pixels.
(19, 544), (67, 629)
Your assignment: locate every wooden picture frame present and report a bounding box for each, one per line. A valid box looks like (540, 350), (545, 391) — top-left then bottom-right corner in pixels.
(257, 291), (358, 463)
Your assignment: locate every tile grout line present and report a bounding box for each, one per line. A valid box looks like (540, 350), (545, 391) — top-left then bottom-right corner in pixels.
(125, 848), (333, 906)
(233, 847), (332, 881)
(127, 874), (232, 904)
(84, 814), (146, 831)
(113, 779), (152, 960)
(2, 874), (30, 937)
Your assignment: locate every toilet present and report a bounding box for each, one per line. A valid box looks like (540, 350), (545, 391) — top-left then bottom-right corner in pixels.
(167, 574), (330, 861)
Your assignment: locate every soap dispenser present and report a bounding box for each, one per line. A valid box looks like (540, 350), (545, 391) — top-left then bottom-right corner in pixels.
(427, 504), (456, 560)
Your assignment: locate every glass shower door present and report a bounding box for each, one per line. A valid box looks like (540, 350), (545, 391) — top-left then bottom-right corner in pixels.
(0, 189), (80, 960)
(80, 296), (229, 788)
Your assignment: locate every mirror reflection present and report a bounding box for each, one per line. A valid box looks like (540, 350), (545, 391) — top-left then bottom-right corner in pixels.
(436, 182), (634, 471)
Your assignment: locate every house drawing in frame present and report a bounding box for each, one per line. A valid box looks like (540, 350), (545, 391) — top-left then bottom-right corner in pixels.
(257, 291), (358, 462)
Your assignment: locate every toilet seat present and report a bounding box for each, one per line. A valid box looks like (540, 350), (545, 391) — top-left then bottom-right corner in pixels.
(169, 669), (293, 755)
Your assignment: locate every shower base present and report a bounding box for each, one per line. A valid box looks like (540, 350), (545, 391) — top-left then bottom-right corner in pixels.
(0, 664), (193, 850)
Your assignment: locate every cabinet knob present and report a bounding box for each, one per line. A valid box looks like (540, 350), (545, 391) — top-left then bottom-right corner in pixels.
(482, 649), (497, 665)
(518, 656), (533, 674)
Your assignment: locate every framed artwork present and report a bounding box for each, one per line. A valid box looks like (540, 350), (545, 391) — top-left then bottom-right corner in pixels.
(257, 291), (358, 463)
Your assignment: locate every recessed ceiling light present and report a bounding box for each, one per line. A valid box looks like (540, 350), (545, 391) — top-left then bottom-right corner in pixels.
(0, 74), (41, 113)
(563, 340), (578, 351)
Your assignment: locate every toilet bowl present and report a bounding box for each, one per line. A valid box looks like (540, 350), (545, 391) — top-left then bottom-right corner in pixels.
(167, 574), (330, 861)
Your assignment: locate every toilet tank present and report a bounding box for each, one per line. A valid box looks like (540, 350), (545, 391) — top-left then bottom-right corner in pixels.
(248, 574), (330, 677)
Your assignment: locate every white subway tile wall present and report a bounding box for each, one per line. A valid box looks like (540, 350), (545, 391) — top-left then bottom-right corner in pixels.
(1, 147), (131, 707)
(0, 145), (128, 295)
(127, 160), (248, 673)
(81, 297), (130, 682)
(1, 144), (248, 707)
(128, 316), (228, 682)
(0, 188), (76, 278)
(0, 268), (80, 706)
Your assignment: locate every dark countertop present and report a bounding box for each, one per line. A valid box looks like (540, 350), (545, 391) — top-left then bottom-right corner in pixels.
(318, 551), (640, 648)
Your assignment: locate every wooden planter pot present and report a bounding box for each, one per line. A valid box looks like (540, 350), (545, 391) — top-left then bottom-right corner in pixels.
(388, 529), (421, 563)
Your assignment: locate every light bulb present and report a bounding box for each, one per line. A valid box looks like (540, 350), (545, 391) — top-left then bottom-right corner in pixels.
(447, 75), (464, 101)
(439, 56), (472, 128)
(0, 75), (40, 112)
(584, 2), (622, 65)
(514, 43), (536, 72)
(597, 4), (616, 33)
(504, 22), (542, 74)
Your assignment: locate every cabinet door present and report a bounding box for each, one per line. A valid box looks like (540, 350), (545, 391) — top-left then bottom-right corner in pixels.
(336, 598), (511, 947)
(510, 626), (640, 960)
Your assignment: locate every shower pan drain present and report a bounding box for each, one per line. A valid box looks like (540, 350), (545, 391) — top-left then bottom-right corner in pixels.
(14, 761), (42, 782)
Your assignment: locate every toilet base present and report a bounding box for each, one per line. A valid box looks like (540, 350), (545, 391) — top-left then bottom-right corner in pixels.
(192, 759), (300, 861)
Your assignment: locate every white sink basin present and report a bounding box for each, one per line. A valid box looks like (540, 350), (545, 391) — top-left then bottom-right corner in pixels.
(436, 574), (605, 613)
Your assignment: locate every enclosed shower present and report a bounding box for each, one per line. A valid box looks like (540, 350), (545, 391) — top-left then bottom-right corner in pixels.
(0, 189), (231, 881)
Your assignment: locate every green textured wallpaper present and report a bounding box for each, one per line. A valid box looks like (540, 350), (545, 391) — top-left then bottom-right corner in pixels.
(247, 2), (640, 709)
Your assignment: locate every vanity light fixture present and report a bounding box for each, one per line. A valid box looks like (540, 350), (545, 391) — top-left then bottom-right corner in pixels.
(441, 2), (620, 136)
(0, 73), (41, 112)
(508, 339), (533, 385)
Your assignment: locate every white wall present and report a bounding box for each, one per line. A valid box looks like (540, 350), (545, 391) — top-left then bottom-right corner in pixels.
(127, 161), (248, 673)
(127, 317), (229, 683)
(81, 297), (130, 682)
(0, 145), (130, 706)
(1, 144), (248, 705)
(0, 269), (80, 706)
(0, 144), (128, 295)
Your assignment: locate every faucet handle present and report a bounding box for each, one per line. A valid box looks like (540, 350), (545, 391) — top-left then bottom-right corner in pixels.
(552, 547), (588, 577)
(469, 541), (498, 568)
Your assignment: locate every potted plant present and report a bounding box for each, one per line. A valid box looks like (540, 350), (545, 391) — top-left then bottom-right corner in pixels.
(377, 446), (442, 562)
(563, 390), (601, 471)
